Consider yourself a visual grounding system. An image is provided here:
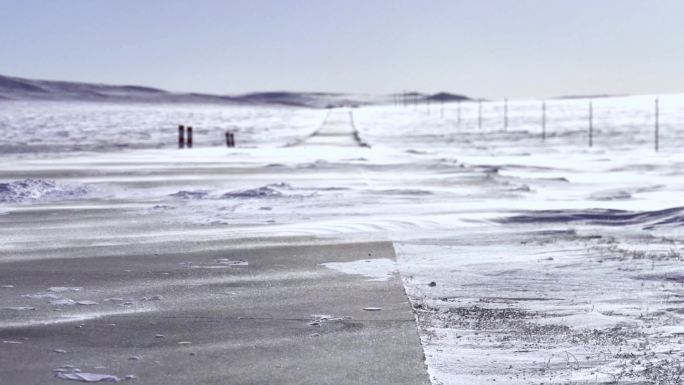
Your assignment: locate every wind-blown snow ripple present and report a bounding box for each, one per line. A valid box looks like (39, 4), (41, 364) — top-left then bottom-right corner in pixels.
(221, 183), (294, 199)
(167, 183), (311, 202)
(169, 190), (210, 200)
(499, 206), (684, 229)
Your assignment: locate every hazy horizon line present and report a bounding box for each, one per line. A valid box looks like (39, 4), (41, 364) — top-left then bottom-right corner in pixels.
(5, 72), (684, 102)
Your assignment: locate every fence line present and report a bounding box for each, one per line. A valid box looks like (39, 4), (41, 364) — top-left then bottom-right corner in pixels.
(396, 95), (667, 151)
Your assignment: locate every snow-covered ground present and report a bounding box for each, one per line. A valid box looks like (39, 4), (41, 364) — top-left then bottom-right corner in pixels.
(0, 101), (325, 153)
(2, 94), (684, 384)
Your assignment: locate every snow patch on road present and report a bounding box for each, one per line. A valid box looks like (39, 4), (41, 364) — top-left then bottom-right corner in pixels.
(321, 258), (397, 281)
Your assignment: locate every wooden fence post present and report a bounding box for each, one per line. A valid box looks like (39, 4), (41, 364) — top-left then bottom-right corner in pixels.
(178, 125), (185, 149)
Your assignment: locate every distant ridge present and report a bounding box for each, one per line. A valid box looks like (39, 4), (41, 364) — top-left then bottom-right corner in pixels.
(0, 75), (371, 108)
(0, 74), (246, 104)
(0, 74), (472, 108)
(391, 92), (471, 102)
(426, 92), (470, 101)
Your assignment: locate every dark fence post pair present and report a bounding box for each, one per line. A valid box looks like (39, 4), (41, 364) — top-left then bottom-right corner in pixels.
(178, 126), (236, 148)
(225, 131), (236, 148)
(178, 125), (193, 149)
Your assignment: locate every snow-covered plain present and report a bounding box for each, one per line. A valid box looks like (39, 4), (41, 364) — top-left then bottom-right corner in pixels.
(2, 94), (684, 384)
(0, 101), (324, 153)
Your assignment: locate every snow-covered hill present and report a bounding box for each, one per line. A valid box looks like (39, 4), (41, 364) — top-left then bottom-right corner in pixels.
(0, 74), (473, 108)
(0, 74), (379, 108)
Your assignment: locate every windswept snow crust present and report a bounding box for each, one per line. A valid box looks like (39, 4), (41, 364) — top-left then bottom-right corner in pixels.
(0, 179), (89, 203)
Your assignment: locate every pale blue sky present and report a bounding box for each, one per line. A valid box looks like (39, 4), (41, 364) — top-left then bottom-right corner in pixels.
(2, 0), (684, 98)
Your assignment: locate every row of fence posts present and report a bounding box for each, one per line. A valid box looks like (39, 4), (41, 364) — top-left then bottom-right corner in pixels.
(396, 93), (664, 152)
(178, 125), (236, 148)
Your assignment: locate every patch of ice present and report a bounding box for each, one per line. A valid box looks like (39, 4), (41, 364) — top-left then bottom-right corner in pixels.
(1, 306), (35, 311)
(22, 292), (61, 299)
(141, 295), (163, 301)
(48, 287), (83, 293)
(0, 308), (153, 329)
(54, 370), (122, 382)
(50, 299), (77, 306)
(321, 258), (397, 281)
(215, 259), (248, 266)
(308, 314), (352, 326)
